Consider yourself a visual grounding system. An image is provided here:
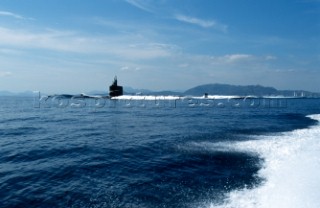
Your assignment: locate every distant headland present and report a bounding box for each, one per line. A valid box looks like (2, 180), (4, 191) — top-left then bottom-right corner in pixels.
(124, 83), (319, 98)
(182, 84), (319, 98)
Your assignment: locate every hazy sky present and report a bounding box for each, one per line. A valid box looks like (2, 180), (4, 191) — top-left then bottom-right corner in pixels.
(0, 0), (319, 93)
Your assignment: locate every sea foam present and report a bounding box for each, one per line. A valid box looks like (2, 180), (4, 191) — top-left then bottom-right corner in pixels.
(207, 114), (320, 208)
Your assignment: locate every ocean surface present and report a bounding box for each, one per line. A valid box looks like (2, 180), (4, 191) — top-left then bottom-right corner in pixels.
(0, 96), (320, 208)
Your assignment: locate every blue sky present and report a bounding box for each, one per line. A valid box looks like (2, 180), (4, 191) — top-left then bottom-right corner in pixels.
(0, 0), (319, 93)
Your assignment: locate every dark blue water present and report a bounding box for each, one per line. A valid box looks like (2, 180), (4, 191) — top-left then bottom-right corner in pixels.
(0, 97), (319, 207)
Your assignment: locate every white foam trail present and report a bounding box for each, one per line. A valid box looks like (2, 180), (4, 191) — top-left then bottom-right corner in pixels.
(111, 95), (243, 100)
(207, 114), (320, 208)
(113, 95), (180, 100)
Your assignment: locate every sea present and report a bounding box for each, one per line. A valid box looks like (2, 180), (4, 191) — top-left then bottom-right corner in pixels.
(0, 96), (320, 208)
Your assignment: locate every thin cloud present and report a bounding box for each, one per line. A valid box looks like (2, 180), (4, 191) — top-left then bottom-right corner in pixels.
(0, 48), (23, 55)
(222, 54), (253, 63)
(175, 14), (228, 31)
(0, 26), (176, 60)
(213, 54), (277, 64)
(125, 0), (154, 13)
(120, 66), (141, 71)
(0, 71), (12, 77)
(265, 55), (277, 60)
(178, 63), (189, 68)
(0, 11), (32, 20)
(121, 66), (130, 71)
(175, 14), (215, 28)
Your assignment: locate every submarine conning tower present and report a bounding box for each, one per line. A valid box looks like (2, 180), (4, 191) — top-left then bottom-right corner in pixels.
(109, 76), (123, 97)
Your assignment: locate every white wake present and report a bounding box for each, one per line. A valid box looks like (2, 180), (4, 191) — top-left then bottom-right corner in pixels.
(205, 114), (320, 208)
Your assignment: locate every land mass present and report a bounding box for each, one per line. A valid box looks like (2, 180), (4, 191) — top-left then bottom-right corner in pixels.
(125, 84), (319, 98)
(183, 84), (318, 97)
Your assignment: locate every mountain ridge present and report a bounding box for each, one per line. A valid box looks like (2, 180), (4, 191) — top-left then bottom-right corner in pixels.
(184, 83), (319, 97)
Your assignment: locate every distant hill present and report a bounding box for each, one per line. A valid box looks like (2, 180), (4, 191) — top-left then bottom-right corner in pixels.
(123, 86), (153, 94)
(123, 84), (319, 97)
(0, 91), (14, 96)
(184, 84), (278, 96)
(147, 91), (183, 96)
(123, 87), (183, 96)
(184, 83), (319, 97)
(0, 90), (36, 97)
